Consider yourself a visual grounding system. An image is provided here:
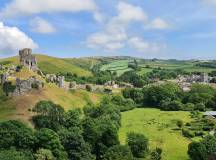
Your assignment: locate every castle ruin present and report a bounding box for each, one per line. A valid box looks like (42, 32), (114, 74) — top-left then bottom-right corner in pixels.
(19, 48), (37, 71)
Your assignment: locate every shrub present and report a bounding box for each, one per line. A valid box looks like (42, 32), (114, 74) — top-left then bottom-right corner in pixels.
(176, 120), (184, 129)
(182, 128), (195, 138)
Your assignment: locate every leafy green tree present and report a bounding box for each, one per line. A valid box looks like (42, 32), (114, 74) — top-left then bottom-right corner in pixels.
(35, 128), (68, 160)
(111, 95), (136, 112)
(127, 132), (149, 158)
(32, 101), (65, 131)
(143, 83), (182, 107)
(0, 149), (33, 160)
(58, 127), (94, 160)
(0, 120), (35, 150)
(160, 100), (183, 111)
(35, 149), (55, 160)
(83, 102), (121, 159)
(188, 135), (216, 160)
(122, 88), (143, 105)
(102, 145), (133, 160)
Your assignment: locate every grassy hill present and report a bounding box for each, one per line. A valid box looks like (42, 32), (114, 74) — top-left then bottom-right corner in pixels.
(0, 54), (95, 77)
(0, 68), (103, 126)
(119, 108), (192, 160)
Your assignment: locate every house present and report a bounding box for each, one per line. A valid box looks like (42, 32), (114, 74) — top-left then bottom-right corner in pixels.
(203, 111), (216, 119)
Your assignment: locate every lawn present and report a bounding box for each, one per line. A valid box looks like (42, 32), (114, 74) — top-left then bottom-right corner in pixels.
(119, 108), (192, 160)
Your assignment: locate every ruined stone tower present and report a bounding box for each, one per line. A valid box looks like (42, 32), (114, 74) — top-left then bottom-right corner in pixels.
(19, 48), (37, 71)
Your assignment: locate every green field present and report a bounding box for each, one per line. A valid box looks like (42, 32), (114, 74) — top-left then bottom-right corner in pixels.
(119, 108), (192, 160)
(100, 60), (134, 76)
(138, 60), (216, 74)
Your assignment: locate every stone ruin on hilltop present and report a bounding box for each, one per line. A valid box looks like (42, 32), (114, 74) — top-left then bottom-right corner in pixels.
(19, 48), (37, 71)
(13, 77), (44, 96)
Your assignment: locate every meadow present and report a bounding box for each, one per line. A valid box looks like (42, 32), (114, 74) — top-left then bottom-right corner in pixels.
(100, 60), (134, 76)
(119, 108), (192, 160)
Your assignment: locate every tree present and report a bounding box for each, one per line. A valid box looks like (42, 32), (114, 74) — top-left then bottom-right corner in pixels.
(127, 132), (149, 158)
(58, 127), (94, 160)
(102, 145), (133, 160)
(188, 135), (216, 160)
(35, 128), (68, 160)
(83, 102), (121, 159)
(0, 149), (33, 160)
(143, 83), (182, 107)
(160, 100), (183, 111)
(35, 149), (55, 160)
(0, 120), (35, 150)
(32, 101), (65, 131)
(151, 148), (162, 160)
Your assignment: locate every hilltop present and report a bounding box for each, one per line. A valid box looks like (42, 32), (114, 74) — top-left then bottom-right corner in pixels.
(0, 67), (102, 126)
(0, 54), (98, 77)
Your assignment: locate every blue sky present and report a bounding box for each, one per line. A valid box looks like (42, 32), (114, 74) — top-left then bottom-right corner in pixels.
(0, 0), (216, 59)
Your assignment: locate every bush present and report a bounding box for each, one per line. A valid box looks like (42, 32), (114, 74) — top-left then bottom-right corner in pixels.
(103, 145), (133, 160)
(176, 120), (184, 129)
(151, 148), (162, 160)
(160, 100), (183, 111)
(195, 103), (206, 111)
(182, 128), (195, 138)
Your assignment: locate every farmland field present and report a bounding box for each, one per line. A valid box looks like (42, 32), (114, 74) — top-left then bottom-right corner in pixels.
(119, 108), (192, 160)
(138, 60), (216, 74)
(100, 60), (134, 76)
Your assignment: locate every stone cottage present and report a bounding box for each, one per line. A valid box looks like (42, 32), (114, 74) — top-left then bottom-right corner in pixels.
(19, 48), (37, 71)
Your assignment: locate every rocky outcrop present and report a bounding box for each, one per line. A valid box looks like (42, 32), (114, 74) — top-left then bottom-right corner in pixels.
(13, 77), (44, 96)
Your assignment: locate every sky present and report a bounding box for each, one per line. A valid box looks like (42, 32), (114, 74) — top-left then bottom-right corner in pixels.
(1, 0), (216, 59)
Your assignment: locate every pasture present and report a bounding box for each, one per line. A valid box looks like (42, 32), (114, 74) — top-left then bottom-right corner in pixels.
(119, 108), (192, 160)
(138, 60), (216, 74)
(100, 60), (134, 76)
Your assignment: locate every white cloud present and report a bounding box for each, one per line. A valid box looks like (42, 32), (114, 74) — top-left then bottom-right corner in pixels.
(146, 18), (170, 30)
(203, 0), (216, 4)
(116, 2), (148, 24)
(0, 0), (101, 22)
(30, 17), (56, 34)
(128, 37), (167, 53)
(86, 2), (168, 52)
(87, 2), (148, 51)
(0, 22), (37, 55)
(87, 29), (127, 51)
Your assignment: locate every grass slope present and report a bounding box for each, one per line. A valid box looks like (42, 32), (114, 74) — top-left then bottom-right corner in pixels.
(0, 55), (93, 77)
(0, 68), (103, 125)
(119, 108), (192, 160)
(0, 83), (103, 125)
